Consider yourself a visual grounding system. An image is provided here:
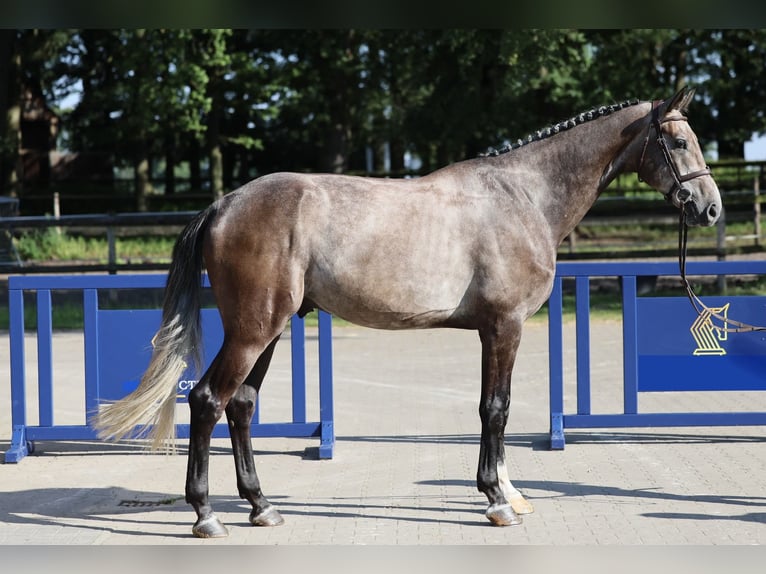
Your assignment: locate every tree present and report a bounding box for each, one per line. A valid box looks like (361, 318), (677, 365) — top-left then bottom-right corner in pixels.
(581, 29), (766, 160)
(1, 29), (72, 197)
(249, 30), (380, 174)
(62, 30), (230, 209)
(398, 30), (591, 169)
(690, 30), (766, 159)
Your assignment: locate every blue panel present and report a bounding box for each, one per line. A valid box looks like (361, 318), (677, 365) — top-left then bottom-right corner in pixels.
(637, 297), (766, 392)
(638, 355), (766, 391)
(96, 308), (224, 401)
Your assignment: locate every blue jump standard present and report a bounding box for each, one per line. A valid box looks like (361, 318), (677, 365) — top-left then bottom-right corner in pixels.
(548, 260), (766, 449)
(5, 274), (335, 463)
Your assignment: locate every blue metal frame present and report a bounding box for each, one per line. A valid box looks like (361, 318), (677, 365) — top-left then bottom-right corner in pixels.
(549, 260), (766, 449)
(5, 274), (335, 463)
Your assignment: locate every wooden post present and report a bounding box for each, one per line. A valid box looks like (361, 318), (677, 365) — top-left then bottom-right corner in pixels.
(716, 208), (727, 294)
(107, 226), (117, 275)
(567, 229), (577, 254)
(755, 175), (761, 247)
(53, 191), (61, 235)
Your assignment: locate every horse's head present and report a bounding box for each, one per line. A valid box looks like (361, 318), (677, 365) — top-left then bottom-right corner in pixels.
(636, 86), (722, 227)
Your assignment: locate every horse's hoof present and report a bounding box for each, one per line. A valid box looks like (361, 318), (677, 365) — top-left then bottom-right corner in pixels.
(192, 515), (229, 538)
(250, 505), (285, 527)
(509, 494), (535, 515)
(486, 503), (522, 526)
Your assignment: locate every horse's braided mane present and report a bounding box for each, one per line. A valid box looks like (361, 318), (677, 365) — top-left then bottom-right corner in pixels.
(480, 98), (641, 157)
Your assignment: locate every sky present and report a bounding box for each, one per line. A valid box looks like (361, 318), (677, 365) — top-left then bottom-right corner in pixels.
(744, 134), (766, 161)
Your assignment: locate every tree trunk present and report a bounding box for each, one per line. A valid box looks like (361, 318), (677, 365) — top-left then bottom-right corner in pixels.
(222, 145), (235, 191)
(238, 148), (250, 185)
(207, 104), (224, 199)
(372, 141), (387, 175)
(210, 145), (223, 200)
(0, 30), (20, 196)
(319, 123), (349, 173)
(189, 138), (201, 192)
(164, 134), (176, 195)
(390, 138), (405, 175)
(134, 152), (152, 212)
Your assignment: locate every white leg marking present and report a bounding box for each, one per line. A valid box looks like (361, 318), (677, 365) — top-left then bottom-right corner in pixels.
(497, 460), (534, 515)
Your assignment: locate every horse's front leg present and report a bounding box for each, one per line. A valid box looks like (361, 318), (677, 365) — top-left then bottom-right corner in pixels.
(477, 317), (534, 526)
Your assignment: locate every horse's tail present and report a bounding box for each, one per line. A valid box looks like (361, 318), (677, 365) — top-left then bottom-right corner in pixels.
(93, 204), (218, 452)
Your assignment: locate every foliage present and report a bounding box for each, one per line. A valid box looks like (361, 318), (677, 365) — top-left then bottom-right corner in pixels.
(13, 229), (175, 262)
(14, 228), (105, 260)
(3, 29), (766, 207)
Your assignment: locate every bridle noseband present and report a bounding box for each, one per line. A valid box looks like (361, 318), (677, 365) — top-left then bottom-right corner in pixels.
(637, 100), (712, 204)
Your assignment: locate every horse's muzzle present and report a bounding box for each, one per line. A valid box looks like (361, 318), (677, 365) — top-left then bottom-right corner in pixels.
(683, 195), (721, 227)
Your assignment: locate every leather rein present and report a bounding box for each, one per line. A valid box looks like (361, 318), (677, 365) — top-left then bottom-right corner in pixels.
(640, 101), (765, 334)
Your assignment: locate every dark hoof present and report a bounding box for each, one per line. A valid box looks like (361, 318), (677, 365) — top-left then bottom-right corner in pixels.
(192, 515), (229, 538)
(486, 503), (522, 527)
(250, 505), (285, 527)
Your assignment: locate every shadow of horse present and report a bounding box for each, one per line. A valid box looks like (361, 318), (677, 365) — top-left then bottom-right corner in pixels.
(3, 430), (763, 538)
(416, 477), (766, 527)
(0, 484), (495, 539)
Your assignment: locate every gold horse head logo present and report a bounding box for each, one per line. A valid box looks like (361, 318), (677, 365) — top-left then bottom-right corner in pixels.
(691, 303), (729, 356)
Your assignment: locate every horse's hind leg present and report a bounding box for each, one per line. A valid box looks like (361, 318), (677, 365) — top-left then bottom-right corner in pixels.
(186, 336), (276, 538)
(477, 316), (534, 526)
(226, 336), (285, 527)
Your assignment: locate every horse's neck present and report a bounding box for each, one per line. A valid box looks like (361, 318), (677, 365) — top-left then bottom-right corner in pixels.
(506, 104), (650, 244)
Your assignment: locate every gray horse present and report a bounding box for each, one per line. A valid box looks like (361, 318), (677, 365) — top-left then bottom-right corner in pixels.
(95, 86), (721, 537)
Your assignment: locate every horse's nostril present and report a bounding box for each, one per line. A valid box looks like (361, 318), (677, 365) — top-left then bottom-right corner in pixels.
(708, 204), (719, 219)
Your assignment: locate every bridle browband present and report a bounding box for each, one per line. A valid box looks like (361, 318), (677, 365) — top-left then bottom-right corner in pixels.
(639, 100), (765, 333)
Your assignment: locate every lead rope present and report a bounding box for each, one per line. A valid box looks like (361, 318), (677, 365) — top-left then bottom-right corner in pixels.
(678, 209), (766, 333)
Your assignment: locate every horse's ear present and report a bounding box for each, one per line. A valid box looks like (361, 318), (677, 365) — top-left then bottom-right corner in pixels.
(662, 85), (696, 116)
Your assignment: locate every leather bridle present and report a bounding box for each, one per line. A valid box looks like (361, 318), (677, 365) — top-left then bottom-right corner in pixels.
(637, 100), (712, 204)
(638, 100), (764, 333)
(678, 208), (765, 333)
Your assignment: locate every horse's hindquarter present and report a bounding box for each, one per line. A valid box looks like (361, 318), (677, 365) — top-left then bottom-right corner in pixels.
(302, 170), (556, 329)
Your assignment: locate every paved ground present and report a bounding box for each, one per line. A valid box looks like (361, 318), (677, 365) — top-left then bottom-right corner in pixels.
(1, 318), (765, 546)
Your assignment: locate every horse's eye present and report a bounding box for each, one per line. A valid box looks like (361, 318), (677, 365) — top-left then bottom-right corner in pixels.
(675, 138), (688, 150)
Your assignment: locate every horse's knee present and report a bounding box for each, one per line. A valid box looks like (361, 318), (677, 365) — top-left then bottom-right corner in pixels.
(479, 395), (509, 433)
